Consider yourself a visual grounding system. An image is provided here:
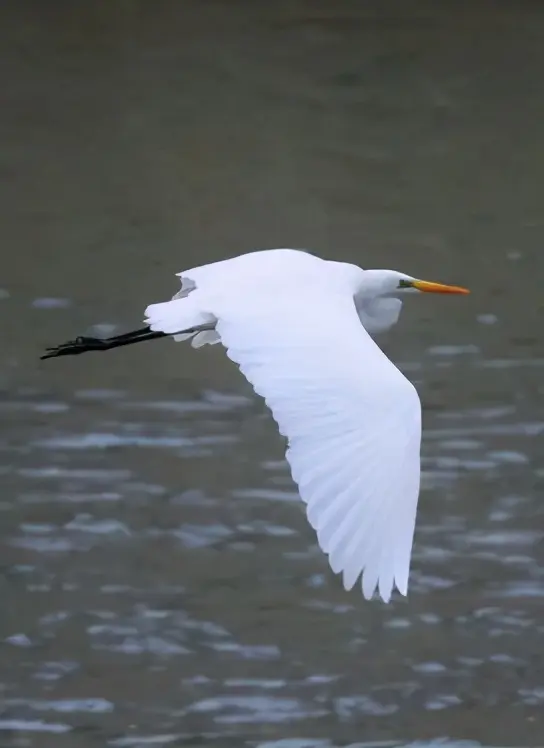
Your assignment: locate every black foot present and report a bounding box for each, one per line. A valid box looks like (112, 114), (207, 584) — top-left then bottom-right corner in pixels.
(41, 327), (169, 361)
(41, 336), (108, 360)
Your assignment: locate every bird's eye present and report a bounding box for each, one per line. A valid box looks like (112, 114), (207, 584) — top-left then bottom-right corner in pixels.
(398, 279), (413, 289)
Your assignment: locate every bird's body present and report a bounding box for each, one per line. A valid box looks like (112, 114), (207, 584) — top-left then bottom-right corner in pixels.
(157, 249), (402, 343)
(42, 248), (469, 602)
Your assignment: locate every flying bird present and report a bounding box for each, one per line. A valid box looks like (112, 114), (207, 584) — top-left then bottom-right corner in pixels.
(42, 248), (469, 602)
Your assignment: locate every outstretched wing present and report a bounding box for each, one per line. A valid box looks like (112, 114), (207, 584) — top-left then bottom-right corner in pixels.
(213, 291), (422, 602)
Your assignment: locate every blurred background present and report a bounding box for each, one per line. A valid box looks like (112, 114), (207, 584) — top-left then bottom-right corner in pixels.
(1, 2), (544, 747)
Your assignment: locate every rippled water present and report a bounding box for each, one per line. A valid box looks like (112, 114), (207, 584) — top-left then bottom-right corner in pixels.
(2, 2), (544, 747)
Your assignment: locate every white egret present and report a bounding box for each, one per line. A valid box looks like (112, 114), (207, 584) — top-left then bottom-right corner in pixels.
(42, 248), (469, 602)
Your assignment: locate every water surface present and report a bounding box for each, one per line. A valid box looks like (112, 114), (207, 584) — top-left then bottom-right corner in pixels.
(1, 2), (543, 746)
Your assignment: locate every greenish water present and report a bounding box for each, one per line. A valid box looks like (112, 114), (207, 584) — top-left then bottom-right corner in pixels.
(1, 2), (543, 746)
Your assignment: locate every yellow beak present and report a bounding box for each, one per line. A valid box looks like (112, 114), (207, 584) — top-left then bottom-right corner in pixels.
(412, 280), (470, 295)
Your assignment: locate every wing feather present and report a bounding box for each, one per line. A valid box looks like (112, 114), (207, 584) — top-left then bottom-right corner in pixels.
(210, 291), (422, 602)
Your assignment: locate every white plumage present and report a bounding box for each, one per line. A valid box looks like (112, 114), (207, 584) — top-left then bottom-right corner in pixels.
(142, 248), (469, 602)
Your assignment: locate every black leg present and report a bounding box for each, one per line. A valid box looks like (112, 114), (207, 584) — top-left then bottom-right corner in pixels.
(40, 327), (168, 360)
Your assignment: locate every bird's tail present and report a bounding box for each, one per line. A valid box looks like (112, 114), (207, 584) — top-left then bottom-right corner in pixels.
(144, 297), (219, 347)
(41, 295), (219, 361)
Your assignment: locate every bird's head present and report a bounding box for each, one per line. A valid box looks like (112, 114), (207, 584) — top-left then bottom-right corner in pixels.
(363, 269), (470, 298)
